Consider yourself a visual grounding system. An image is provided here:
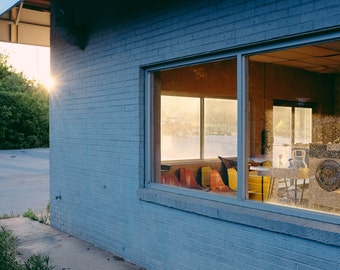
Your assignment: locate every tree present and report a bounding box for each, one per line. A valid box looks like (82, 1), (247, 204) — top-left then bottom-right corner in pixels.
(0, 54), (49, 149)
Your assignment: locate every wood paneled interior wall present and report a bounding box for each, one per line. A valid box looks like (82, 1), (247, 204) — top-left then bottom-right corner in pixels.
(160, 59), (237, 98)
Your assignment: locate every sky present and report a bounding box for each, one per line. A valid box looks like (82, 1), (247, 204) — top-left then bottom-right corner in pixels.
(0, 0), (21, 16)
(0, 41), (51, 88)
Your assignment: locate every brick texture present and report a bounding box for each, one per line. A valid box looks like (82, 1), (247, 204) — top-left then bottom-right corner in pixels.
(50, 1), (340, 269)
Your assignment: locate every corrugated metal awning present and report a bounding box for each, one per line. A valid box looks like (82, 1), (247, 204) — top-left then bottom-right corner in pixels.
(0, 0), (22, 17)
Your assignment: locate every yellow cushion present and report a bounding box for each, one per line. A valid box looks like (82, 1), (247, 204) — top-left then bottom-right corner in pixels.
(227, 167), (238, 191)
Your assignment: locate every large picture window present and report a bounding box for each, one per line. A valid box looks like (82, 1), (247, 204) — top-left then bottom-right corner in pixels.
(146, 38), (340, 217)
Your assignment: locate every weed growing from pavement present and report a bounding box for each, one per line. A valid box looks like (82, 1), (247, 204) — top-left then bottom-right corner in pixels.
(22, 209), (39, 222)
(0, 226), (55, 270)
(23, 201), (50, 225)
(0, 212), (20, 219)
(24, 254), (54, 270)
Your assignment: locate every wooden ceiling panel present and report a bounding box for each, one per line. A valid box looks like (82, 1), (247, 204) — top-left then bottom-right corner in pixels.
(262, 50), (309, 60)
(251, 41), (340, 74)
(249, 55), (286, 64)
(278, 61), (317, 69)
(289, 46), (337, 57)
(317, 41), (340, 51)
(299, 57), (340, 66)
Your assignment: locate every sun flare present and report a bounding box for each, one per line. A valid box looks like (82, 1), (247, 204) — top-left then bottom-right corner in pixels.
(43, 76), (56, 92)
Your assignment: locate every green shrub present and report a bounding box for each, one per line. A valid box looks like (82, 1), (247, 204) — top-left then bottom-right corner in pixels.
(0, 53), (49, 149)
(0, 226), (21, 270)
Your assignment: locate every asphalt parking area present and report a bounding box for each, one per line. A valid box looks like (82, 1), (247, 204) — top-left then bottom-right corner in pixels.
(0, 148), (49, 215)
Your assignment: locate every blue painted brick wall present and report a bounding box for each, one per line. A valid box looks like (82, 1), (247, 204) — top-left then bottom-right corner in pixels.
(50, 1), (340, 269)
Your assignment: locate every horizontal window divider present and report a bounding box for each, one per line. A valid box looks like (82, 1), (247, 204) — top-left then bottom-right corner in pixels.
(138, 187), (340, 247)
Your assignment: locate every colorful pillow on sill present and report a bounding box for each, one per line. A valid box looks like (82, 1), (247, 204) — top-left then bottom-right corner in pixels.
(161, 174), (181, 187)
(218, 156), (237, 187)
(218, 156), (237, 170)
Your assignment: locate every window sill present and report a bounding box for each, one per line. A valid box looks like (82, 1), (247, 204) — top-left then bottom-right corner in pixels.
(139, 187), (340, 247)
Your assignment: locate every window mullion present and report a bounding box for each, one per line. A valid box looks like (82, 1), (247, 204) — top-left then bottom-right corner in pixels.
(200, 98), (204, 159)
(237, 54), (248, 200)
(145, 71), (154, 186)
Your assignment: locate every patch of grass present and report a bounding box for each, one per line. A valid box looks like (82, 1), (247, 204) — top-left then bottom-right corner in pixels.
(0, 226), (55, 270)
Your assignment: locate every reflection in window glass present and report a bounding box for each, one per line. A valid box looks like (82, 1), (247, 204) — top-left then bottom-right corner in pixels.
(204, 99), (237, 158)
(161, 96), (200, 160)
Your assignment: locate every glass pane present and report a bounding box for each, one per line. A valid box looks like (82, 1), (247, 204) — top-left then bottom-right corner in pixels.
(248, 40), (340, 216)
(161, 96), (200, 160)
(294, 107), (312, 144)
(204, 98), (237, 158)
(153, 58), (237, 197)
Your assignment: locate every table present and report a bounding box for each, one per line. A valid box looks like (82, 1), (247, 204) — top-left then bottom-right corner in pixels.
(251, 167), (309, 204)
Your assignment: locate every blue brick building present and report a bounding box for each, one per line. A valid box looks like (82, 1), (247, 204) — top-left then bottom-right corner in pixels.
(50, 1), (340, 269)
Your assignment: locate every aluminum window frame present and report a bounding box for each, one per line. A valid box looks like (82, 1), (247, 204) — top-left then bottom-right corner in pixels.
(140, 31), (340, 246)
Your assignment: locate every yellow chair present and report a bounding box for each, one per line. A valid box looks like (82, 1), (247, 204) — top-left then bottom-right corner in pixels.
(248, 174), (271, 201)
(227, 168), (271, 201)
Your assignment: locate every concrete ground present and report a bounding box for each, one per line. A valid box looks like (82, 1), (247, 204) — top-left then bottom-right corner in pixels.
(0, 217), (144, 270)
(0, 148), (145, 270)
